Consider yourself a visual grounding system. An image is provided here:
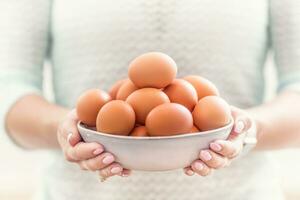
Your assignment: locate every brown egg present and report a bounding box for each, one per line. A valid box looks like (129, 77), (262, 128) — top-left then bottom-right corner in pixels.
(146, 103), (193, 136)
(128, 52), (177, 89)
(76, 89), (111, 126)
(109, 79), (127, 100)
(192, 96), (231, 131)
(163, 79), (198, 111)
(190, 125), (200, 133)
(183, 75), (219, 100)
(126, 88), (170, 124)
(130, 126), (148, 137)
(116, 79), (138, 100)
(96, 100), (135, 136)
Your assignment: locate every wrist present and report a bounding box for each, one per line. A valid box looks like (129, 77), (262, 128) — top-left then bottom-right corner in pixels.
(42, 104), (69, 147)
(49, 106), (69, 133)
(246, 108), (266, 151)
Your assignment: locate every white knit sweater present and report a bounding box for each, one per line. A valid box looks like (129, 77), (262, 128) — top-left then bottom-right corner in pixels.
(1, 0), (300, 199)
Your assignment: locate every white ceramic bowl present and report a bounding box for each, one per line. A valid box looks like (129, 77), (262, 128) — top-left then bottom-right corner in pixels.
(78, 120), (233, 171)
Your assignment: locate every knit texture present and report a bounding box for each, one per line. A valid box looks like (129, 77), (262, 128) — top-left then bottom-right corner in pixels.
(1, 0), (300, 199)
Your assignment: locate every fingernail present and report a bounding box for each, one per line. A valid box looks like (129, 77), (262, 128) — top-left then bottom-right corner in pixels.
(186, 169), (194, 176)
(102, 155), (114, 164)
(200, 151), (212, 161)
(234, 121), (245, 133)
(111, 167), (122, 174)
(122, 173), (130, 177)
(210, 142), (222, 152)
(93, 148), (103, 155)
(67, 132), (73, 144)
(194, 162), (204, 171)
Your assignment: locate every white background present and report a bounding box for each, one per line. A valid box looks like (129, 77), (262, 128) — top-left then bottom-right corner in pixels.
(1, 56), (300, 200)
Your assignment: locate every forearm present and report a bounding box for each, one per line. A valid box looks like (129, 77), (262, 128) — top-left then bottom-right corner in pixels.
(5, 94), (69, 149)
(247, 91), (300, 150)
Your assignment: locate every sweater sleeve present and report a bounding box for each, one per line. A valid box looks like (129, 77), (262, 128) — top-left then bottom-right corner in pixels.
(0, 0), (50, 145)
(270, 0), (300, 93)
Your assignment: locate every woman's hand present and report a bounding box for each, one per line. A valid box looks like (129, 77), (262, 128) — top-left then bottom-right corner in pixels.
(183, 106), (254, 176)
(57, 109), (131, 181)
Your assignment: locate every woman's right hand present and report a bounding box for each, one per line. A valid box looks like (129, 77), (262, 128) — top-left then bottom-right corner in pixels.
(57, 109), (131, 181)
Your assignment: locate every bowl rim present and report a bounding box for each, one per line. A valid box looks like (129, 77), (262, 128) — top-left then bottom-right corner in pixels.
(77, 117), (234, 140)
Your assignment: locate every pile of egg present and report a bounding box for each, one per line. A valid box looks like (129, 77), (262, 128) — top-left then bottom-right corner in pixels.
(76, 52), (231, 137)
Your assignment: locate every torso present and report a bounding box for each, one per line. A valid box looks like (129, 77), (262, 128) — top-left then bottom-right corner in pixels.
(43, 1), (284, 200)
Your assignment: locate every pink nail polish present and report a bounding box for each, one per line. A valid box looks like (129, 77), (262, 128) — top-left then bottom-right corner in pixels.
(200, 151), (212, 161)
(210, 142), (222, 152)
(102, 155), (114, 164)
(194, 162), (204, 171)
(186, 169), (194, 176)
(111, 167), (122, 174)
(122, 173), (130, 177)
(67, 133), (73, 144)
(234, 121), (245, 133)
(93, 148), (103, 155)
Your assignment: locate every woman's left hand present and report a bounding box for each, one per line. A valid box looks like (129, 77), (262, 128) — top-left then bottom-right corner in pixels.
(183, 106), (254, 176)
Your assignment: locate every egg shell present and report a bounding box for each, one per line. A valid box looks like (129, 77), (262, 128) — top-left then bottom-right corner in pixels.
(126, 88), (170, 124)
(192, 96), (231, 131)
(109, 79), (127, 100)
(96, 100), (135, 136)
(183, 75), (219, 100)
(190, 125), (200, 133)
(116, 79), (139, 100)
(163, 79), (198, 111)
(130, 126), (148, 137)
(146, 103), (193, 136)
(128, 52), (177, 88)
(76, 89), (111, 126)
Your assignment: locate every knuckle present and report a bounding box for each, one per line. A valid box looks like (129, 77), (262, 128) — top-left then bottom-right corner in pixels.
(212, 161), (224, 169)
(100, 168), (111, 178)
(221, 143), (235, 156)
(224, 147), (235, 156)
(73, 146), (82, 160)
(86, 159), (100, 171)
(61, 126), (73, 141)
(79, 162), (88, 170)
(202, 169), (212, 176)
(228, 146), (240, 158)
(229, 152), (238, 159)
(198, 169), (210, 176)
(201, 173), (209, 177)
(64, 151), (74, 162)
(88, 154), (110, 171)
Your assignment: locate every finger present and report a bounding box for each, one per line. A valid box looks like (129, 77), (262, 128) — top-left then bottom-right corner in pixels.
(191, 160), (212, 176)
(79, 152), (116, 171)
(229, 116), (252, 141)
(67, 130), (82, 147)
(66, 142), (104, 161)
(59, 109), (81, 147)
(233, 116), (252, 134)
(183, 167), (195, 176)
(119, 169), (132, 177)
(98, 163), (123, 179)
(199, 150), (228, 169)
(230, 106), (243, 119)
(66, 110), (81, 146)
(69, 109), (79, 121)
(210, 140), (243, 159)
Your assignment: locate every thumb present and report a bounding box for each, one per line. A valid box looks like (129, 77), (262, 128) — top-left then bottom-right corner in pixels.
(66, 109), (81, 146)
(67, 129), (81, 147)
(228, 116), (252, 141)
